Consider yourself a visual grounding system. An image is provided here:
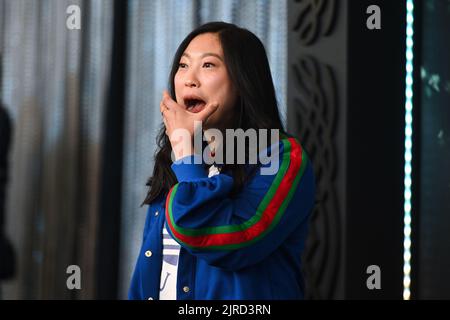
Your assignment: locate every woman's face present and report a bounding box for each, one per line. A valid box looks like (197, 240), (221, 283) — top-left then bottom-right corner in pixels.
(174, 32), (238, 130)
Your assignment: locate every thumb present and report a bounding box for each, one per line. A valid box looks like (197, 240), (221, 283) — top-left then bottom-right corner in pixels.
(197, 102), (219, 122)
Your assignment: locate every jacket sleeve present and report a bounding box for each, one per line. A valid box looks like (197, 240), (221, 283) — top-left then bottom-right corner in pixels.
(164, 137), (316, 271)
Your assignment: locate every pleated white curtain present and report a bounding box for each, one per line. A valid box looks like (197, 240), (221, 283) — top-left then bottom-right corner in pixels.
(0, 0), (113, 299)
(119, 0), (287, 298)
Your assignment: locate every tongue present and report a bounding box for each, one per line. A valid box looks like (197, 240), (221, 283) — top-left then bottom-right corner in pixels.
(189, 102), (206, 113)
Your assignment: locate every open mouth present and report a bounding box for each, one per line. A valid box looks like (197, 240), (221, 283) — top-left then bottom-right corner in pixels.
(184, 98), (206, 113)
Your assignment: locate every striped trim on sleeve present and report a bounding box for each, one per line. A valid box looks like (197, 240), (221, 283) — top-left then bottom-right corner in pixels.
(164, 137), (308, 251)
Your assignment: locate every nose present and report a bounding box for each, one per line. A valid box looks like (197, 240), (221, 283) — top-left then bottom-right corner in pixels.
(184, 68), (200, 88)
(185, 78), (199, 88)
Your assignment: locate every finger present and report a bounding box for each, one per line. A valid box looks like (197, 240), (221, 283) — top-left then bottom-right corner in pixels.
(160, 100), (169, 116)
(196, 102), (219, 122)
(162, 90), (183, 112)
(162, 90), (171, 104)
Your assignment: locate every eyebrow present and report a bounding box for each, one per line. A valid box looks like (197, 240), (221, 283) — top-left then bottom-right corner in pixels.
(181, 52), (223, 61)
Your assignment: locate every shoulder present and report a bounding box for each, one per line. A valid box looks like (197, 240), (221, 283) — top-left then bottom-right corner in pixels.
(240, 132), (315, 206)
(267, 133), (316, 210)
(255, 132), (310, 177)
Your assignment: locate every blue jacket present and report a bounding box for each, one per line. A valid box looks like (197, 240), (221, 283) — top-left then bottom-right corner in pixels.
(128, 135), (316, 300)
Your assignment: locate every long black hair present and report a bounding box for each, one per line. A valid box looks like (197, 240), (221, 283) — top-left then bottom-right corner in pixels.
(142, 21), (287, 205)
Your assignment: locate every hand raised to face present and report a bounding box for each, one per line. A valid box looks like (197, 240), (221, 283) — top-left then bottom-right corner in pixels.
(160, 90), (219, 147)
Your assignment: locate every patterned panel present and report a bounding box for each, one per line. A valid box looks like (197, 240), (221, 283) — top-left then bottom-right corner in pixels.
(292, 55), (340, 299)
(289, 0), (341, 299)
(292, 0), (337, 45)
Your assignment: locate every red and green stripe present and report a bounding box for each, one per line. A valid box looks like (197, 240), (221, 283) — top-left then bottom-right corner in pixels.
(165, 137), (308, 250)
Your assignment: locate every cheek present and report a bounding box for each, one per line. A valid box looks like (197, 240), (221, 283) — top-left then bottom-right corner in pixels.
(201, 76), (220, 96)
(218, 84), (237, 111)
(214, 90), (237, 121)
(205, 76), (233, 102)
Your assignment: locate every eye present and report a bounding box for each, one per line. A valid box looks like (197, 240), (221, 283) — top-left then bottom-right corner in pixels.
(203, 62), (215, 68)
(178, 63), (188, 69)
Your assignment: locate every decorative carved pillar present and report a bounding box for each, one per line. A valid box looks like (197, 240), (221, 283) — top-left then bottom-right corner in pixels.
(288, 0), (405, 299)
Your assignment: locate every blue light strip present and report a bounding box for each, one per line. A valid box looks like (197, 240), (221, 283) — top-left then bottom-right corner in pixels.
(403, 0), (414, 300)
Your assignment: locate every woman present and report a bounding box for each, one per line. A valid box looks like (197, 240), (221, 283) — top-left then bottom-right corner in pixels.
(128, 22), (316, 300)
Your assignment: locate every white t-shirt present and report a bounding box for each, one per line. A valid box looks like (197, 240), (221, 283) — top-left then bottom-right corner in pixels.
(159, 164), (221, 300)
(159, 225), (181, 300)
